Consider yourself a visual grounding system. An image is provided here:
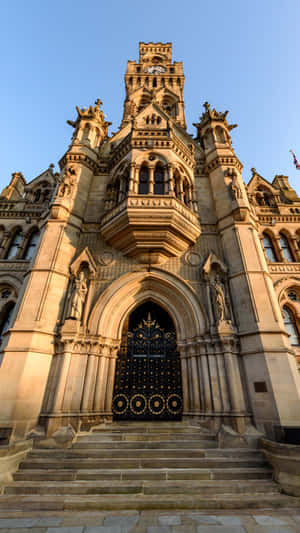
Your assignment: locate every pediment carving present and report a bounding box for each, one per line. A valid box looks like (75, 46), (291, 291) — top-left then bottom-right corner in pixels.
(70, 247), (97, 276)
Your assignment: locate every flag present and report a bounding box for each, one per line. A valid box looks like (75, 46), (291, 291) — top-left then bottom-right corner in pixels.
(290, 149), (300, 170)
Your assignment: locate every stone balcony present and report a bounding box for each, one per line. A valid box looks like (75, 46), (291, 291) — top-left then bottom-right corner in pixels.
(101, 195), (201, 264)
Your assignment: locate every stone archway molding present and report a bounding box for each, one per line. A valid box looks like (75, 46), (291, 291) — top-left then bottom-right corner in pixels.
(88, 268), (207, 342)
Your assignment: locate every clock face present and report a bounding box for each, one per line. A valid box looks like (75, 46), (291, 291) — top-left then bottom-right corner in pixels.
(144, 65), (166, 74)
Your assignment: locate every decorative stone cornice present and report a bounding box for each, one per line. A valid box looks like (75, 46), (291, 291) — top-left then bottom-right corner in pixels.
(268, 263), (300, 273)
(259, 214), (300, 224)
(204, 155), (243, 174)
(59, 152), (103, 174)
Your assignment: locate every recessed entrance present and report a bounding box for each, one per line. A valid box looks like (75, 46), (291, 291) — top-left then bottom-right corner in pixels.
(112, 301), (183, 420)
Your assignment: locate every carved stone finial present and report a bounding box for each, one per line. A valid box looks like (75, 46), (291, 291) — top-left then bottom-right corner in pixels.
(94, 98), (103, 109)
(203, 102), (210, 112)
(251, 168), (257, 175)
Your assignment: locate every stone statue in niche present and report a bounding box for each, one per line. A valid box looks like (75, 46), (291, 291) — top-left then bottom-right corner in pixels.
(58, 166), (77, 198)
(66, 271), (88, 320)
(226, 168), (242, 200)
(212, 276), (228, 323)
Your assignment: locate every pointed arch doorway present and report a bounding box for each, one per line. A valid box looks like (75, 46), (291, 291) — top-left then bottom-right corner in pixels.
(112, 301), (183, 420)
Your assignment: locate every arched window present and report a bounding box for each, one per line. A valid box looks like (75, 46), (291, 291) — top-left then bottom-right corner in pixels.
(82, 124), (90, 142)
(0, 302), (15, 345)
(183, 180), (189, 206)
(262, 233), (277, 262)
(280, 234), (294, 262)
(174, 171), (180, 199)
(154, 166), (164, 195)
(283, 306), (300, 345)
(123, 170), (130, 196)
(34, 189), (41, 203)
(138, 166), (149, 194)
(23, 230), (39, 260)
(6, 231), (22, 259)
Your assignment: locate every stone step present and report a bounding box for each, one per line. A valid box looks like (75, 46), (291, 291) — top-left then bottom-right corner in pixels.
(76, 432), (215, 442)
(19, 457), (267, 470)
(0, 492), (299, 512)
(28, 448), (264, 460)
(4, 479), (281, 496)
(14, 466), (272, 482)
(72, 439), (217, 449)
(90, 423), (207, 433)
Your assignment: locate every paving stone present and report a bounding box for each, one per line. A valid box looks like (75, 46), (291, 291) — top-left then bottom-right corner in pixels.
(253, 516), (289, 526)
(187, 515), (220, 524)
(84, 528), (122, 533)
(62, 520), (104, 527)
(196, 527), (246, 533)
(46, 528), (83, 533)
(33, 520), (62, 527)
(0, 520), (38, 528)
(147, 528), (172, 533)
(158, 516), (181, 526)
(252, 528), (296, 533)
(0, 529), (45, 533)
(172, 527), (196, 533)
(217, 516), (243, 526)
(103, 515), (139, 532)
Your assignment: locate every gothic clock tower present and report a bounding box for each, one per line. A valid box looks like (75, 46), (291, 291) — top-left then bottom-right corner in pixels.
(0, 43), (299, 445)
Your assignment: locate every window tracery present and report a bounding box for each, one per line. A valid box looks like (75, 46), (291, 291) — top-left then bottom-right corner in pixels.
(154, 166), (164, 195)
(23, 230), (39, 260)
(283, 305), (300, 346)
(262, 233), (277, 262)
(279, 233), (295, 262)
(0, 300), (15, 345)
(6, 231), (22, 260)
(138, 166), (149, 194)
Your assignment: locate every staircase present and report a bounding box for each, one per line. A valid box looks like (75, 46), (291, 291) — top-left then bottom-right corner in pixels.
(1, 421), (300, 511)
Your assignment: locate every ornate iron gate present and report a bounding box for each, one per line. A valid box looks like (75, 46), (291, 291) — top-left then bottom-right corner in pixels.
(112, 308), (183, 420)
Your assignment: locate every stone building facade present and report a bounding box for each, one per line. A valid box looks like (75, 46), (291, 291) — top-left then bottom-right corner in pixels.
(0, 42), (300, 443)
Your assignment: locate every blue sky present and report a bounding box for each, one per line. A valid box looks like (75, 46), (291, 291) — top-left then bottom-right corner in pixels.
(1, 0), (300, 192)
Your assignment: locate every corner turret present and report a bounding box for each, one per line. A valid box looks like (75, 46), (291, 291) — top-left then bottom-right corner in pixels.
(67, 99), (111, 152)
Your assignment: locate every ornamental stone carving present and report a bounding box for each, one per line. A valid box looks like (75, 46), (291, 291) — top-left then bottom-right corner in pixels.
(66, 271), (88, 321)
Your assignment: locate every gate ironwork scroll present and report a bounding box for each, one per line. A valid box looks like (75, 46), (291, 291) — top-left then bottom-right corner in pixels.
(112, 309), (183, 420)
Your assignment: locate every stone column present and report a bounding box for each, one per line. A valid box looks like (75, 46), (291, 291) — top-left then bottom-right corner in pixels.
(178, 178), (184, 202)
(15, 232), (26, 259)
(0, 231), (10, 258)
(148, 166), (154, 195)
(192, 187), (198, 212)
(190, 350), (201, 411)
(94, 346), (109, 412)
(199, 341), (212, 411)
(223, 340), (246, 415)
(129, 163), (136, 193)
(167, 164), (175, 196)
(207, 342), (222, 413)
(215, 343), (231, 413)
(163, 166), (169, 194)
(179, 345), (189, 412)
(104, 346), (119, 414)
(275, 235), (285, 262)
(50, 342), (73, 413)
(133, 165), (140, 194)
(187, 186), (193, 210)
(81, 351), (98, 412)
